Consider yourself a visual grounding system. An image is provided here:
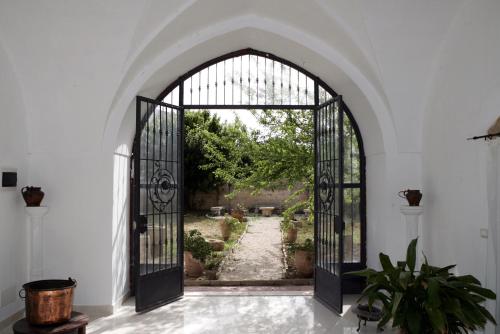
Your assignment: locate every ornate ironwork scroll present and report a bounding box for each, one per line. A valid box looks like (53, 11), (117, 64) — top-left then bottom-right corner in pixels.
(148, 161), (176, 211)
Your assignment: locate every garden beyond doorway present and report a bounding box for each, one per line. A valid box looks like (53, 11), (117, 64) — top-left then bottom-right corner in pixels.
(183, 109), (316, 284)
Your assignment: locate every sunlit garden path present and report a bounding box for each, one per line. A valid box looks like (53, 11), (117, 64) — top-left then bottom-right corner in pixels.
(218, 216), (283, 281)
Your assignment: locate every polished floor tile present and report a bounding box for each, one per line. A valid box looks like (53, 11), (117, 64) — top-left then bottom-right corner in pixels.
(87, 295), (390, 334)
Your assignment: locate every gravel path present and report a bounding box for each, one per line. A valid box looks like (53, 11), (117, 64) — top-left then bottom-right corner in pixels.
(218, 216), (283, 281)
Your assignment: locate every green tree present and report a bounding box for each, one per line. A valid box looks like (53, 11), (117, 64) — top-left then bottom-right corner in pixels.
(184, 110), (224, 209)
(203, 109), (314, 219)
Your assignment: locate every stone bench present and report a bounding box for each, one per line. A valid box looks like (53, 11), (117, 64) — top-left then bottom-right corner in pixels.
(210, 206), (225, 216)
(259, 206), (275, 217)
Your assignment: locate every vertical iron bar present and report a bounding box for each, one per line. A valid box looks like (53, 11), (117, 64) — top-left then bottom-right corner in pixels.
(190, 76), (193, 105)
(338, 96), (345, 279)
(322, 104), (326, 270)
(170, 106), (174, 268)
(314, 81), (318, 273)
(256, 56), (259, 105)
(153, 104), (158, 272)
(264, 57), (267, 104)
(281, 63), (283, 105)
(223, 60), (226, 105)
(272, 60), (275, 104)
(178, 82), (185, 292)
(232, 58), (234, 104)
(248, 55), (251, 104)
(328, 102), (333, 273)
(215, 63), (218, 105)
(240, 56), (243, 105)
(351, 125), (354, 262)
(297, 71), (300, 104)
(134, 98), (141, 279)
(145, 102), (150, 274)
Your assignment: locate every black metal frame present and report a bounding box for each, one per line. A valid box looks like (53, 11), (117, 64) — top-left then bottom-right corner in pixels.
(133, 96), (184, 312)
(131, 48), (367, 313)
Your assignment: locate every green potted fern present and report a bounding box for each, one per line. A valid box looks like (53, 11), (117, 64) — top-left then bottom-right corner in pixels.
(184, 229), (212, 278)
(219, 214), (240, 241)
(348, 239), (496, 333)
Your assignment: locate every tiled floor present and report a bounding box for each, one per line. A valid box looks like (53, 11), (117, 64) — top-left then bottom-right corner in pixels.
(85, 294), (390, 334)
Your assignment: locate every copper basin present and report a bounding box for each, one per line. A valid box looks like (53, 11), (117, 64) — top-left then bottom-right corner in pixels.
(19, 278), (77, 325)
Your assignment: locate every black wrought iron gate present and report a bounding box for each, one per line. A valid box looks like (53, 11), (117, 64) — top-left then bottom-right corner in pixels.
(133, 96), (184, 312)
(314, 96), (345, 313)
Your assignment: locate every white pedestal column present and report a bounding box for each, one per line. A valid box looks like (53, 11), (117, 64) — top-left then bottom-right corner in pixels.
(25, 206), (49, 281)
(400, 205), (423, 266)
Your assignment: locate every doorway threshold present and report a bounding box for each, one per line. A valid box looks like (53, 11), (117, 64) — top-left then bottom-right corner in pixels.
(185, 285), (313, 296)
(184, 278), (312, 287)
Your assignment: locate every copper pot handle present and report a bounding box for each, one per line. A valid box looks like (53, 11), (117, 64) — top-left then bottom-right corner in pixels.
(19, 288), (26, 299)
(398, 190), (408, 199)
(69, 277), (77, 288)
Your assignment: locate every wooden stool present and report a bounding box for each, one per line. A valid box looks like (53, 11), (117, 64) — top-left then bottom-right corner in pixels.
(13, 312), (89, 334)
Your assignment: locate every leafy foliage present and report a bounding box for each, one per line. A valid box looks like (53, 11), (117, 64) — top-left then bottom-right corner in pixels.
(293, 238), (314, 252)
(222, 214), (241, 229)
(184, 111), (225, 208)
(280, 219), (297, 232)
(183, 229), (212, 262)
(204, 252), (223, 270)
(348, 239), (496, 333)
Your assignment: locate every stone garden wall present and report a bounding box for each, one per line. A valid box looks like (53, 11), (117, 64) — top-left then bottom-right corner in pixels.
(188, 184), (308, 212)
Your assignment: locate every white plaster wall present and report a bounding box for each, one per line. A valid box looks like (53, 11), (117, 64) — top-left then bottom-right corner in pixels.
(0, 0), (496, 321)
(422, 0), (500, 321)
(0, 41), (29, 321)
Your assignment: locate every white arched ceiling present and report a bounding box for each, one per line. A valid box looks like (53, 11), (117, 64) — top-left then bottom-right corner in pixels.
(103, 15), (396, 160)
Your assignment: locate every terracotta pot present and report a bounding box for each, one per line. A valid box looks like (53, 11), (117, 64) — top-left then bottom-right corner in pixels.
(398, 189), (422, 206)
(219, 221), (231, 241)
(21, 186), (45, 207)
(295, 250), (313, 277)
(208, 239), (225, 251)
(286, 228), (298, 243)
(231, 210), (244, 223)
(20, 278), (76, 325)
(184, 251), (204, 278)
(205, 269), (217, 280)
(292, 219), (302, 228)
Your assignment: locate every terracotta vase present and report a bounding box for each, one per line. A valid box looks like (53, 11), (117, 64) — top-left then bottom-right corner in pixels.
(398, 189), (422, 206)
(21, 186), (45, 207)
(184, 251), (204, 278)
(205, 269), (217, 280)
(295, 250), (313, 277)
(219, 221), (231, 241)
(286, 228), (298, 243)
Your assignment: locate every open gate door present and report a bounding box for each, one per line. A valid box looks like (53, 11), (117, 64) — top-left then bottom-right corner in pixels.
(133, 96), (184, 312)
(314, 95), (345, 313)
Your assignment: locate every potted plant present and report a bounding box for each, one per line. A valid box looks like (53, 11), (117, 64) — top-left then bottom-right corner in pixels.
(219, 214), (240, 241)
(204, 253), (223, 280)
(231, 203), (246, 223)
(294, 238), (314, 277)
(281, 219), (298, 243)
(348, 238), (496, 333)
(183, 229), (212, 278)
